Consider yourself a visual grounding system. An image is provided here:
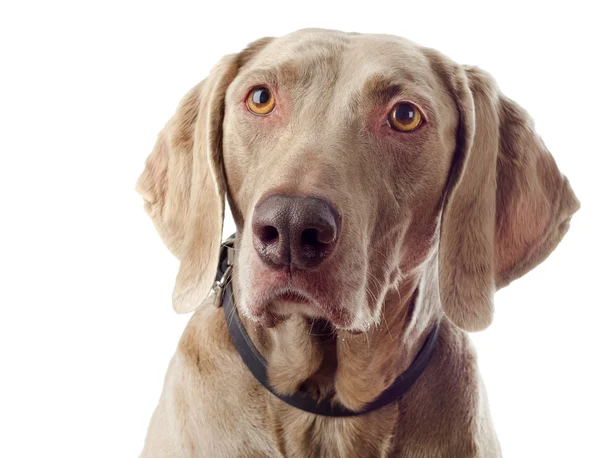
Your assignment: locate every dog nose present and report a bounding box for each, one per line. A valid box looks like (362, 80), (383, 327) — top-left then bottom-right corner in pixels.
(252, 195), (340, 270)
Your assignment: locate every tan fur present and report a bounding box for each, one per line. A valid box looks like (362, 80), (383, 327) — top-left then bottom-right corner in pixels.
(138, 29), (579, 457)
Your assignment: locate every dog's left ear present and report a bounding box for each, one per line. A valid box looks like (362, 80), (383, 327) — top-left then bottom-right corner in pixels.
(438, 65), (580, 332)
(137, 38), (274, 313)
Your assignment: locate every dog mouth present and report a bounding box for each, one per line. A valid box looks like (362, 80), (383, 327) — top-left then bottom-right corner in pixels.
(275, 290), (311, 304)
(246, 286), (356, 331)
(263, 289), (326, 324)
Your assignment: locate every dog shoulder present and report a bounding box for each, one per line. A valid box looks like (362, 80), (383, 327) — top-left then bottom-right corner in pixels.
(141, 303), (280, 458)
(391, 321), (502, 458)
(177, 300), (237, 377)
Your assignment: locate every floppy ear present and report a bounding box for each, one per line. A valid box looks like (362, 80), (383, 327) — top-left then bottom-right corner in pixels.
(136, 38), (269, 313)
(136, 58), (233, 313)
(438, 66), (580, 332)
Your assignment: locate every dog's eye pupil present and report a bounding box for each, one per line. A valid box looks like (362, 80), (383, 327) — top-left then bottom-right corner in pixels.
(253, 88), (270, 105)
(394, 104), (415, 122)
(247, 87), (275, 115)
(389, 102), (422, 132)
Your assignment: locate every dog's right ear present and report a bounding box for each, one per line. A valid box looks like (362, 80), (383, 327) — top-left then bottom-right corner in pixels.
(136, 62), (231, 314)
(136, 38), (274, 313)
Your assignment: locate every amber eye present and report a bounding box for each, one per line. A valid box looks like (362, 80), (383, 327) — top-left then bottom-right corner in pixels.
(388, 102), (423, 132)
(246, 87), (275, 115)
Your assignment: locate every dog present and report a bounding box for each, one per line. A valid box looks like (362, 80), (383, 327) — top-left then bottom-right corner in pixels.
(137, 28), (579, 457)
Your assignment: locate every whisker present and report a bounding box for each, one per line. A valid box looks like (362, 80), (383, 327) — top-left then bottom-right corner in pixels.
(381, 302), (395, 343)
(307, 318), (315, 339)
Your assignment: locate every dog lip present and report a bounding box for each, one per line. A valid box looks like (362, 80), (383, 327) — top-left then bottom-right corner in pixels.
(253, 287), (353, 329)
(245, 287), (315, 323)
(270, 289), (311, 304)
(246, 262), (355, 328)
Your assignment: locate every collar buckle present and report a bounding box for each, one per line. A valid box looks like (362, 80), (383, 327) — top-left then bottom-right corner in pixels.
(212, 264), (232, 308)
(212, 239), (235, 308)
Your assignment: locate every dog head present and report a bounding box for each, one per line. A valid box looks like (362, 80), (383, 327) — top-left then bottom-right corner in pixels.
(137, 29), (579, 333)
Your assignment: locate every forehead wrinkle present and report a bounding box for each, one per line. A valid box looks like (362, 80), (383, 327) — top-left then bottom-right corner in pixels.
(246, 33), (348, 86)
(337, 72), (437, 120)
(238, 51), (342, 93)
(236, 65), (292, 89)
(361, 70), (426, 98)
(359, 78), (403, 108)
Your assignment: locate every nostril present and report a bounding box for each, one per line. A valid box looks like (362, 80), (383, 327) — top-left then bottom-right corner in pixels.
(258, 225), (279, 243)
(301, 228), (319, 247)
(301, 227), (334, 248)
(298, 225), (336, 267)
(302, 226), (336, 245)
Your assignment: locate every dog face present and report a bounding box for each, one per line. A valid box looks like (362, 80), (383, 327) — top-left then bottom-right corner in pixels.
(223, 32), (458, 331)
(137, 29), (579, 332)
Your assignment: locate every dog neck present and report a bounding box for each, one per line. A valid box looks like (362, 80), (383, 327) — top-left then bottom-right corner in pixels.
(236, 256), (442, 412)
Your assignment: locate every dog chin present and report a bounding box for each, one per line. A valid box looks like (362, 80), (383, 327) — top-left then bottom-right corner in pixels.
(244, 295), (358, 332)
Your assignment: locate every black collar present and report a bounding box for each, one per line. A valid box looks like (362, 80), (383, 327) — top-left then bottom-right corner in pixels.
(213, 236), (440, 417)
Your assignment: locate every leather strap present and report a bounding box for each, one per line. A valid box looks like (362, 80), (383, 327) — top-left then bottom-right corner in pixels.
(215, 236), (440, 417)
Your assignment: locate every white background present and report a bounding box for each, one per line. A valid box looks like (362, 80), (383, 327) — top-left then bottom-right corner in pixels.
(1, 1), (598, 457)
